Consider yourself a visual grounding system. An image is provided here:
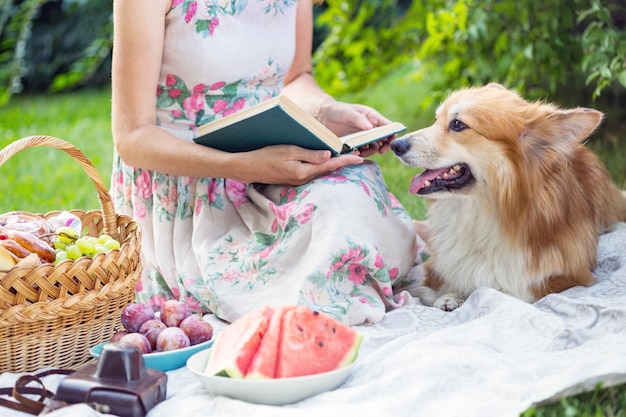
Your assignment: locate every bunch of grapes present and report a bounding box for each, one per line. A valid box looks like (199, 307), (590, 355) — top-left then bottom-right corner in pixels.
(53, 226), (121, 264)
(112, 300), (214, 354)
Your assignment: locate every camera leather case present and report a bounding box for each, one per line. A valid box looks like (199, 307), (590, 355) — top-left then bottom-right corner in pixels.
(50, 343), (167, 417)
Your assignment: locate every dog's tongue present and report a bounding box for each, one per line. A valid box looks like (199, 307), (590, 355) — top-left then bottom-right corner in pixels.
(409, 168), (450, 194)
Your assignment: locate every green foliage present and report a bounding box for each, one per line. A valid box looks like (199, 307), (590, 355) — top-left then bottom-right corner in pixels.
(0, 0), (49, 105)
(2, 0), (625, 110)
(313, 0), (626, 103)
(578, 0), (626, 98)
(0, 0), (112, 105)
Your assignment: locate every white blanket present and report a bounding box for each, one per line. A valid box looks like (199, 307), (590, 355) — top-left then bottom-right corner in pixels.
(3, 226), (626, 417)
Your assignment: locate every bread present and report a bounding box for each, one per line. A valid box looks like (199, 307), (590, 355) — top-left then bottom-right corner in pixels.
(0, 245), (17, 272)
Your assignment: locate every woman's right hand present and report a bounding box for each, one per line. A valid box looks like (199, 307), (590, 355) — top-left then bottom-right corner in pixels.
(233, 145), (364, 186)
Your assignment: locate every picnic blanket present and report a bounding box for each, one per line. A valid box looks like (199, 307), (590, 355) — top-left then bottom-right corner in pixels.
(2, 225), (626, 417)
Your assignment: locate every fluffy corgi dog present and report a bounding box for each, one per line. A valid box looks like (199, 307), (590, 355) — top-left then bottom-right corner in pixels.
(391, 83), (626, 311)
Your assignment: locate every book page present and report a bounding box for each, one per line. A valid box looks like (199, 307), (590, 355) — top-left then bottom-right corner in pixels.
(340, 122), (407, 149)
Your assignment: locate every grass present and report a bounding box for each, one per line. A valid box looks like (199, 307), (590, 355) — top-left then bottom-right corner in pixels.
(1, 78), (626, 416)
(0, 87), (114, 214)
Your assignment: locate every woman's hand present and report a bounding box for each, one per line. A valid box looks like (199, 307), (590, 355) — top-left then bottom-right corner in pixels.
(316, 100), (397, 157)
(232, 145), (363, 186)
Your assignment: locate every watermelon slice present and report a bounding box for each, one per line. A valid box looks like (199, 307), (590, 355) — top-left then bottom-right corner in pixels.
(204, 305), (273, 378)
(203, 305), (362, 379)
(276, 306), (361, 378)
(245, 305), (288, 378)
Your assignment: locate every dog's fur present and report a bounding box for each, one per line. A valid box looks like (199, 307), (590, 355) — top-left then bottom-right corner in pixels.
(391, 83), (626, 310)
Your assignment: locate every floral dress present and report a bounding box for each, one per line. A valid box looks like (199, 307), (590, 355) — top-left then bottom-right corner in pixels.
(110, 0), (423, 326)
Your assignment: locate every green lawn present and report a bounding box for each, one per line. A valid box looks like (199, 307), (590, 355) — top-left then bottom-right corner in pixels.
(0, 88), (114, 214)
(1, 84), (625, 416)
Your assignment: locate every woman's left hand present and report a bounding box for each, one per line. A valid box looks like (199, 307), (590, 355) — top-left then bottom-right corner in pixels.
(317, 100), (397, 156)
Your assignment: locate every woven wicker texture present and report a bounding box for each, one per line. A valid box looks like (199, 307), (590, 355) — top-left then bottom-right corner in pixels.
(0, 136), (142, 373)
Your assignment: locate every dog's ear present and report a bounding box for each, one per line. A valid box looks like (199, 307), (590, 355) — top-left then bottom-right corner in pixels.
(524, 107), (604, 145)
(485, 83), (508, 90)
(550, 108), (604, 143)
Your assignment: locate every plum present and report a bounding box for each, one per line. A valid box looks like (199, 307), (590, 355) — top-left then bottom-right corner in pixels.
(138, 318), (168, 350)
(110, 330), (129, 343)
(160, 300), (192, 327)
(121, 302), (155, 333)
(179, 315), (214, 345)
(119, 332), (152, 354)
(156, 326), (190, 352)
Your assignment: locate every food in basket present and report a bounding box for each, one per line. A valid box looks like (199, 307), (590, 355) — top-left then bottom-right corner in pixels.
(1, 229), (56, 262)
(0, 210), (123, 266)
(0, 211), (57, 263)
(0, 245), (17, 271)
(53, 230), (122, 264)
(0, 238), (32, 259)
(204, 305), (362, 379)
(0, 211), (56, 243)
(112, 301), (214, 354)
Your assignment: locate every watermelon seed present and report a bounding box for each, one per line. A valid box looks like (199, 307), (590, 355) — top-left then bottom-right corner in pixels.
(332, 327), (336, 333)
(297, 325), (304, 332)
(312, 311), (320, 316)
(318, 341), (324, 347)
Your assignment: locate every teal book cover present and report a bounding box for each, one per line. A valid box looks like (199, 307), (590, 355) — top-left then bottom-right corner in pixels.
(193, 105), (345, 155)
(193, 95), (407, 155)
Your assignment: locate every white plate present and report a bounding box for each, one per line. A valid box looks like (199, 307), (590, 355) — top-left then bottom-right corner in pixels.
(186, 349), (355, 405)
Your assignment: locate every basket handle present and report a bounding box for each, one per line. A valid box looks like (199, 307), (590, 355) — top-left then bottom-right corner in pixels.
(0, 136), (118, 238)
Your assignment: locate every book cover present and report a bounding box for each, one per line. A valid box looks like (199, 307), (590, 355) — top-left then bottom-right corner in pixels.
(193, 95), (406, 155)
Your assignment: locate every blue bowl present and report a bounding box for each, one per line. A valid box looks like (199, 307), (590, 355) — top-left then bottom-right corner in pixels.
(90, 338), (214, 372)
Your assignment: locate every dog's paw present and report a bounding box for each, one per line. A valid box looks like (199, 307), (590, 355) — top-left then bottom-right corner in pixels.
(434, 294), (464, 311)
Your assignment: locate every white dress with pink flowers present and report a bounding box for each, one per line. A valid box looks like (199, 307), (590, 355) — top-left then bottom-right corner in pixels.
(110, 0), (422, 325)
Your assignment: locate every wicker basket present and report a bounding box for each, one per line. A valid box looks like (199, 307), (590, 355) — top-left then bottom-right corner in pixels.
(0, 136), (142, 374)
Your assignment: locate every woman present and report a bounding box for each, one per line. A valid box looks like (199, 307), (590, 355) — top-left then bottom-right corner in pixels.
(111, 0), (422, 325)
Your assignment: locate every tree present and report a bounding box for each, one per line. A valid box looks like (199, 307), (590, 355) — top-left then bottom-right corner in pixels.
(0, 0), (111, 105)
(1, 0), (624, 107)
(314, 0), (626, 103)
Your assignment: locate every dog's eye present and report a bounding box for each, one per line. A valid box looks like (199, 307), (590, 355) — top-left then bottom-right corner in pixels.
(450, 119), (468, 132)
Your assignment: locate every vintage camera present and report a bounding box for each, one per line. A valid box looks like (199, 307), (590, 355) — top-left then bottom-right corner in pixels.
(43, 343), (168, 417)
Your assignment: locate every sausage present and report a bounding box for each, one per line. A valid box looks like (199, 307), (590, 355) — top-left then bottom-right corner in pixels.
(0, 238), (32, 258)
(3, 230), (55, 263)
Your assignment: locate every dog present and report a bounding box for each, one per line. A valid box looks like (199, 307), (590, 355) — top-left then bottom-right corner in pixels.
(391, 83), (626, 311)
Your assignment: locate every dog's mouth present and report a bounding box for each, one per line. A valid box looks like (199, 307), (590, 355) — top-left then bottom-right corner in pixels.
(409, 164), (473, 195)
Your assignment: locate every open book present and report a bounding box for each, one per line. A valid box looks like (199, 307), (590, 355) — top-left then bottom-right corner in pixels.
(193, 95), (407, 155)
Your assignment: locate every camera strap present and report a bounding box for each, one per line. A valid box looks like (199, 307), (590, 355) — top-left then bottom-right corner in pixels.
(0, 369), (73, 415)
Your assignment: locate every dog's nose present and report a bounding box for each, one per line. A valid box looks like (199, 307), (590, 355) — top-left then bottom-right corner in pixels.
(390, 139), (410, 156)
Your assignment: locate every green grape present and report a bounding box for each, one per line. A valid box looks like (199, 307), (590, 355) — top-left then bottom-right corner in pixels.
(54, 240), (67, 251)
(54, 250), (68, 265)
(76, 236), (95, 256)
(98, 234), (114, 244)
(56, 226), (79, 244)
(94, 244), (108, 254)
(66, 244), (82, 260)
(104, 239), (121, 251)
